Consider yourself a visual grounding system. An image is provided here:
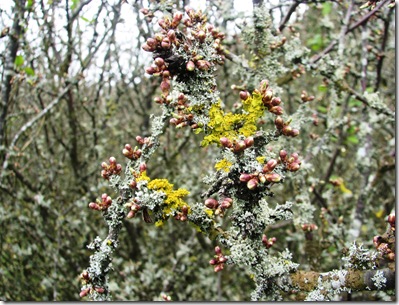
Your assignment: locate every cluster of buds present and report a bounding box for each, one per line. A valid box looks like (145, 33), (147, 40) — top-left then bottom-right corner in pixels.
(274, 116), (300, 137)
(101, 157), (122, 179)
(279, 150), (301, 172)
(89, 193), (112, 211)
(174, 205), (189, 222)
(239, 159), (282, 191)
(122, 144), (142, 160)
(79, 271), (106, 297)
(209, 246), (227, 272)
(373, 235), (395, 261)
(204, 197), (233, 216)
(220, 136), (254, 153)
(301, 223), (318, 232)
(135, 135), (152, 147)
(125, 199), (141, 219)
(262, 235), (277, 249)
(256, 80), (284, 116)
(161, 294), (172, 301)
(142, 7), (225, 103)
(80, 286), (105, 298)
(300, 90), (315, 103)
(168, 93), (199, 129)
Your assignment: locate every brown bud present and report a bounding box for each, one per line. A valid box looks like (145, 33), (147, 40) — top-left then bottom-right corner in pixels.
(275, 116), (284, 130)
(220, 137), (232, 148)
(239, 90), (249, 100)
(154, 57), (164, 67)
(142, 43), (153, 52)
(161, 38), (171, 49)
(129, 180), (137, 189)
(160, 79), (170, 93)
(244, 136), (254, 148)
(205, 198), (218, 209)
(387, 214), (395, 228)
(234, 140), (246, 152)
(271, 97), (281, 106)
(269, 106), (283, 115)
(279, 150), (287, 161)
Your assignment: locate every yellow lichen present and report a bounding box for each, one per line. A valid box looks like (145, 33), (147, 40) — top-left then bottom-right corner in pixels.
(201, 92), (266, 147)
(215, 159), (233, 172)
(256, 156), (266, 164)
(147, 178), (190, 221)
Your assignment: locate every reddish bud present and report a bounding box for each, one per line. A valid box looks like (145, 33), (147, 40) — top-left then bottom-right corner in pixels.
(80, 288), (90, 298)
(387, 214), (395, 228)
(220, 137), (232, 148)
(239, 173), (252, 182)
(129, 180), (137, 189)
(94, 287), (105, 294)
(271, 97), (281, 106)
(204, 198), (218, 209)
(154, 57), (164, 67)
(160, 79), (170, 93)
(146, 37), (157, 48)
(239, 91), (249, 100)
(234, 140), (246, 152)
(139, 163), (147, 172)
(287, 162), (300, 172)
(161, 38), (171, 49)
(109, 157), (116, 164)
(196, 60), (210, 71)
(279, 150), (287, 161)
(265, 173), (281, 183)
(142, 43), (153, 52)
(247, 178), (259, 190)
(214, 264), (223, 272)
(186, 60), (195, 71)
(215, 246), (222, 255)
(244, 136), (254, 148)
(269, 106), (283, 115)
(219, 256), (227, 263)
(209, 258), (217, 265)
(127, 210), (136, 218)
(275, 116), (284, 130)
(263, 159), (278, 173)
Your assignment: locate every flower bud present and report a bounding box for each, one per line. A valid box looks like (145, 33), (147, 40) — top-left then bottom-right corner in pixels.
(127, 210), (136, 218)
(263, 159), (278, 173)
(167, 29), (176, 41)
(196, 60), (211, 71)
(161, 38), (171, 49)
(271, 97), (281, 106)
(209, 258), (217, 265)
(258, 173), (266, 184)
(160, 79), (170, 93)
(146, 37), (157, 48)
(142, 43), (153, 52)
(287, 162), (300, 172)
(215, 246), (222, 255)
(239, 90), (249, 100)
(387, 214), (395, 228)
(95, 287), (105, 294)
(265, 173), (281, 183)
(220, 137), (232, 148)
(204, 198), (218, 209)
(197, 30), (206, 42)
(239, 173), (252, 182)
(186, 60), (195, 71)
(80, 288), (90, 298)
(129, 180), (137, 189)
(214, 264), (223, 272)
(139, 163), (147, 172)
(274, 116), (284, 130)
(247, 177), (259, 190)
(89, 202), (99, 210)
(234, 140), (246, 152)
(109, 157), (116, 164)
(269, 106), (283, 115)
(218, 256), (227, 263)
(154, 57), (164, 67)
(279, 150), (287, 161)
(244, 136), (254, 148)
